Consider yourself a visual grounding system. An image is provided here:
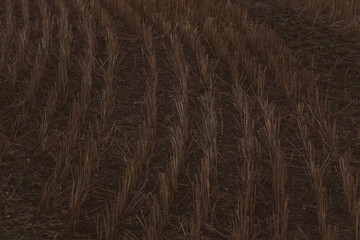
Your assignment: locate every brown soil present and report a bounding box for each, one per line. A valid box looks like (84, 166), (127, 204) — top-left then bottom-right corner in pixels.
(1, 0), (359, 239)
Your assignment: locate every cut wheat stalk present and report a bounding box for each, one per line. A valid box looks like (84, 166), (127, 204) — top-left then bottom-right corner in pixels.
(195, 0), (315, 102)
(301, 87), (341, 237)
(306, 88), (339, 154)
(5, 0), (30, 91)
(125, 24), (160, 239)
(178, 1), (271, 104)
(16, 0), (54, 115)
(189, 54), (218, 238)
(182, 24), (217, 238)
(23, 45), (45, 111)
(68, 141), (98, 232)
(37, 139), (73, 213)
(339, 149), (359, 239)
(130, 5), (194, 235)
(37, 83), (61, 144)
(297, 100), (338, 239)
(145, 27), (189, 238)
(78, 6), (95, 116)
(36, 3), (69, 134)
(197, 54), (218, 181)
(167, 33), (189, 143)
(37, 0), (53, 59)
(37, 99), (83, 213)
(142, 25), (158, 146)
(259, 99), (288, 240)
(139, 195), (163, 240)
(37, 5), (93, 205)
(102, 21), (158, 239)
(56, 2), (104, 232)
(12, 28), (29, 89)
(81, 7), (119, 153)
(100, 9), (118, 125)
(136, 3), (217, 237)
(307, 144), (338, 239)
(104, 130), (149, 239)
(57, 1), (73, 96)
(64, 2), (97, 231)
(231, 72), (259, 239)
(21, 0), (30, 43)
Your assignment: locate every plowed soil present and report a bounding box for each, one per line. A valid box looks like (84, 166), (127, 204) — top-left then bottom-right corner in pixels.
(1, 0), (359, 239)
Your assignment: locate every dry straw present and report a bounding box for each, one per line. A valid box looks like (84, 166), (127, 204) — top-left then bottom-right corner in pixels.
(68, 142), (98, 231)
(3, 0), (356, 238)
(135, 1), (218, 237)
(339, 149), (360, 239)
(259, 99), (288, 239)
(232, 73), (259, 239)
(7, 0), (29, 91)
(297, 98), (338, 239)
(37, 0), (53, 59)
(57, 1), (73, 96)
(145, 21), (189, 238)
(101, 3), (158, 235)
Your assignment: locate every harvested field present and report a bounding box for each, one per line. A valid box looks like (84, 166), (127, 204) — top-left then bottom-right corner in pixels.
(0, 0), (360, 239)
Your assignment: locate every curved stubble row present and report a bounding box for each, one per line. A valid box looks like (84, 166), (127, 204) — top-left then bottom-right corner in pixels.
(56, 1), (157, 237)
(126, 0), (353, 239)
(97, 1), (163, 239)
(0, 0), (355, 239)
(0, 0), (145, 238)
(37, 0), (99, 234)
(41, 0), (157, 237)
(1, 0), (53, 133)
(199, 1), (353, 239)
(0, 0), (71, 238)
(60, 1), (358, 239)
(140, 21), (191, 240)
(249, 1), (360, 239)
(102, 1), (218, 240)
(109, 0), (272, 239)
(123, 1), (223, 239)
(235, 0), (359, 239)
(97, 0), (356, 238)
(132, 0), (293, 238)
(102, 0), (272, 238)
(3, 2), (240, 240)
(263, 4), (360, 238)
(248, 1), (359, 236)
